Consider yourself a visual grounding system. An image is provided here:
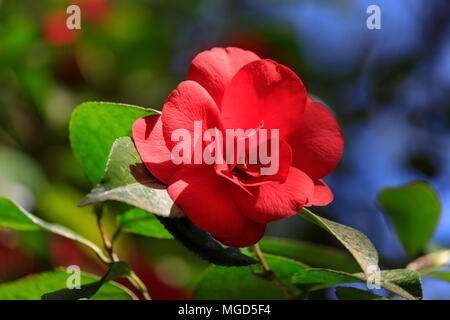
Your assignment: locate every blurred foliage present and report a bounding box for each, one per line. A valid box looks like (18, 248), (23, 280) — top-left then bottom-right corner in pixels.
(0, 0), (449, 299)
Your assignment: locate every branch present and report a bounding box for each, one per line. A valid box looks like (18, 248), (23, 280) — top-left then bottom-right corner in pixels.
(95, 208), (151, 300)
(253, 243), (294, 299)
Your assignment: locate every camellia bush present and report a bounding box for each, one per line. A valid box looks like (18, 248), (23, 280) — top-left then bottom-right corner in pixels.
(0, 47), (448, 300)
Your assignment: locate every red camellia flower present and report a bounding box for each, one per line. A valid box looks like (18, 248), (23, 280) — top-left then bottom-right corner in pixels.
(133, 47), (343, 247)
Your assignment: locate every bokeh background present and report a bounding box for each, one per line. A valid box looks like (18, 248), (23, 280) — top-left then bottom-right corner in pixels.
(0, 0), (449, 299)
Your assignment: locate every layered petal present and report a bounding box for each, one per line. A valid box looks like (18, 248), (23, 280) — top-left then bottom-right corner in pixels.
(187, 47), (260, 107)
(214, 224), (266, 248)
(287, 97), (344, 180)
(132, 115), (180, 184)
(162, 80), (224, 165)
(221, 59), (307, 139)
(306, 179), (334, 207)
(232, 166), (314, 224)
(235, 137), (292, 186)
(167, 167), (265, 247)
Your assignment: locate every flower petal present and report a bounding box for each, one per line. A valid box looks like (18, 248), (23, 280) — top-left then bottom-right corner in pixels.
(132, 115), (180, 184)
(214, 224), (266, 248)
(287, 97), (344, 180)
(236, 137), (292, 187)
(306, 179), (334, 207)
(187, 47), (260, 107)
(232, 166), (314, 224)
(167, 167), (265, 247)
(221, 59), (307, 139)
(162, 80), (224, 165)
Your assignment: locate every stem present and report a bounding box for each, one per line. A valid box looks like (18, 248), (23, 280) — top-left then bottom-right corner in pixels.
(96, 214), (119, 262)
(129, 271), (152, 300)
(110, 227), (122, 251)
(95, 210), (151, 300)
(253, 243), (294, 299)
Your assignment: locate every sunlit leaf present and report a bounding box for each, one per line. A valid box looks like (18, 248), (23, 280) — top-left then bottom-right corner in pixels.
(117, 208), (173, 239)
(0, 197), (40, 231)
(42, 262), (132, 300)
(0, 197), (109, 263)
(0, 268), (136, 300)
(195, 254), (307, 299)
(80, 137), (183, 218)
(292, 268), (422, 300)
(428, 272), (450, 282)
(379, 269), (422, 300)
(335, 287), (387, 300)
(259, 237), (360, 273)
(378, 182), (440, 258)
(292, 269), (362, 291)
(298, 208), (378, 276)
(70, 101), (157, 184)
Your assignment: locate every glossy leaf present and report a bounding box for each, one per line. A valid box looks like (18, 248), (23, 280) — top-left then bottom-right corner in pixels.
(379, 269), (423, 300)
(378, 182), (440, 258)
(80, 137), (183, 218)
(298, 208), (379, 275)
(429, 272), (450, 282)
(259, 237), (360, 273)
(0, 197), (40, 231)
(292, 268), (422, 300)
(70, 101), (158, 184)
(117, 208), (173, 239)
(194, 254), (308, 299)
(158, 216), (257, 266)
(335, 287), (387, 300)
(292, 268), (362, 291)
(0, 197), (110, 263)
(0, 269), (136, 300)
(42, 262), (132, 300)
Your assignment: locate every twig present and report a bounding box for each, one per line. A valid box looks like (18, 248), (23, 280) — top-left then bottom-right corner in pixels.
(110, 227), (122, 251)
(96, 213), (119, 262)
(95, 209), (151, 300)
(129, 271), (152, 300)
(253, 243), (294, 299)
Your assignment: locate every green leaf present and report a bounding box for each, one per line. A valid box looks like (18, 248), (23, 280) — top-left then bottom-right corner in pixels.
(378, 182), (441, 258)
(194, 254), (308, 299)
(80, 137), (182, 218)
(42, 261), (132, 300)
(117, 208), (173, 239)
(0, 269), (136, 300)
(335, 287), (387, 300)
(0, 197), (41, 231)
(292, 269), (362, 291)
(158, 216), (258, 267)
(428, 272), (450, 282)
(292, 268), (422, 300)
(70, 101), (158, 184)
(259, 237), (360, 273)
(379, 269), (423, 300)
(298, 208), (379, 275)
(0, 197), (110, 263)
